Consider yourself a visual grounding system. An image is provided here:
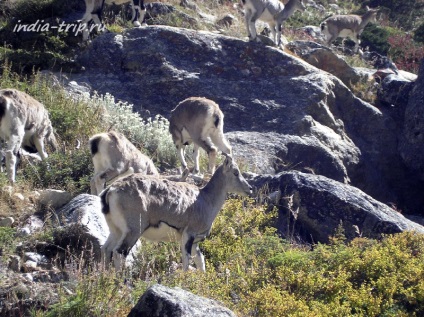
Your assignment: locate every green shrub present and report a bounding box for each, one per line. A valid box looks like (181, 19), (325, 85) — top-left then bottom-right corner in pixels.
(22, 149), (93, 194)
(0, 227), (16, 258)
(360, 24), (391, 54)
(0, 0), (84, 73)
(7, 0), (84, 23)
(414, 23), (424, 43)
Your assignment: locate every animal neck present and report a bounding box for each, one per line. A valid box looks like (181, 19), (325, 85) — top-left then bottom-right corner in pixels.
(199, 165), (228, 219)
(284, 0), (297, 12)
(276, 0), (301, 21)
(360, 11), (375, 27)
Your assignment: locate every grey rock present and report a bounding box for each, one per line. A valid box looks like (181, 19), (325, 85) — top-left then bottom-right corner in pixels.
(377, 73), (414, 108)
(298, 25), (325, 42)
(227, 130), (358, 183)
(13, 193), (25, 201)
(398, 70), (417, 82)
(8, 255), (21, 272)
(180, 0), (198, 11)
(0, 216), (14, 227)
(32, 270), (68, 283)
(53, 194), (107, 261)
(362, 51), (398, 72)
(39, 189), (74, 210)
(20, 215), (44, 235)
(399, 60), (424, 180)
(197, 11), (217, 25)
(250, 171), (424, 242)
(24, 252), (50, 269)
(54, 194), (139, 264)
(328, 3), (341, 12)
(17, 227), (32, 237)
(216, 14), (236, 28)
(128, 284), (236, 317)
(23, 260), (38, 272)
(22, 273), (33, 282)
(146, 2), (176, 17)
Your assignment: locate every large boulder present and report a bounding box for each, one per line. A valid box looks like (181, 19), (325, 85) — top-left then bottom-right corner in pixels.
(227, 129), (357, 182)
(128, 284), (236, 317)
(399, 60), (424, 180)
(67, 26), (424, 215)
(54, 194), (107, 261)
(248, 171), (424, 242)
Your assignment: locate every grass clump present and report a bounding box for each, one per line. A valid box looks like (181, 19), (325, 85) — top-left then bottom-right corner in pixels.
(22, 149), (93, 195)
(43, 269), (135, 317)
(0, 227), (17, 259)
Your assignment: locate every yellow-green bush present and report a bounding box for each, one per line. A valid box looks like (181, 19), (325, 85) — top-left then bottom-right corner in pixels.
(126, 200), (424, 317)
(30, 175), (424, 317)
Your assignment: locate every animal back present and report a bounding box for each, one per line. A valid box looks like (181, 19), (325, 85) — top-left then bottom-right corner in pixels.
(326, 15), (361, 30)
(0, 89), (48, 132)
(110, 175), (199, 222)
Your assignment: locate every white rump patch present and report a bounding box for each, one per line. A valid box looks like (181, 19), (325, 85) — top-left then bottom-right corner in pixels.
(142, 222), (181, 242)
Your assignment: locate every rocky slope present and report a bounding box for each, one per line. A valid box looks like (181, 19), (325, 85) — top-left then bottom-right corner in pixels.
(59, 25), (424, 216)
